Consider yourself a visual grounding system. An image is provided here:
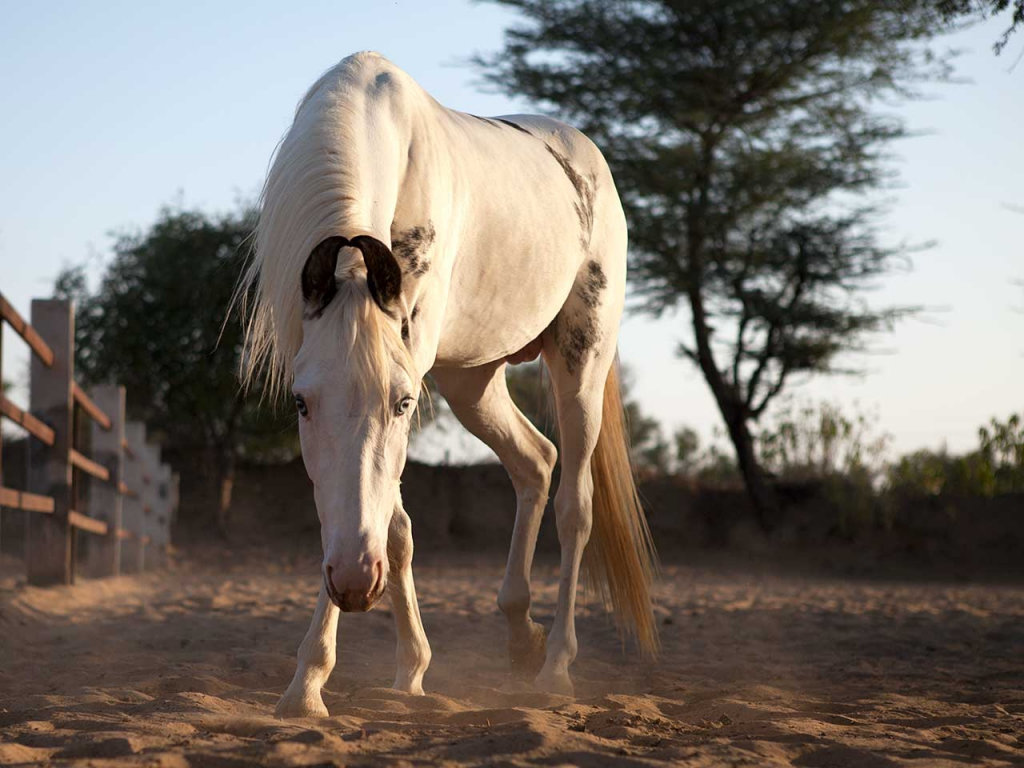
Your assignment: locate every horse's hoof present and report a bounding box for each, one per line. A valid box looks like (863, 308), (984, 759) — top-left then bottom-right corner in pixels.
(509, 621), (547, 679)
(533, 667), (574, 697)
(392, 677), (426, 695)
(275, 691), (329, 719)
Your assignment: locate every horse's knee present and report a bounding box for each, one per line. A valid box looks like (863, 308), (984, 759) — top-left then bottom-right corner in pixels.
(387, 507), (414, 571)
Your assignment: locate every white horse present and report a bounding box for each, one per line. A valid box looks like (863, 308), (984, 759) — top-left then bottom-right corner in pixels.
(240, 52), (657, 718)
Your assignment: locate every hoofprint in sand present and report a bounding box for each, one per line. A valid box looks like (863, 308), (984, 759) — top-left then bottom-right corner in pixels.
(1, 551), (1022, 767)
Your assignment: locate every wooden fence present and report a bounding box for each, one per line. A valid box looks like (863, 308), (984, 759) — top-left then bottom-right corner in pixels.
(0, 295), (177, 586)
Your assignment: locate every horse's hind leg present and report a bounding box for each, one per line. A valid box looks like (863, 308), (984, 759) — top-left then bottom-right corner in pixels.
(433, 362), (557, 677)
(276, 584), (339, 718)
(387, 497), (431, 693)
(534, 259), (622, 696)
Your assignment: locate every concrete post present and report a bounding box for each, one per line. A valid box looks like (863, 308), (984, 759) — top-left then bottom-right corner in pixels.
(122, 421), (147, 572)
(26, 300), (74, 586)
(140, 441), (161, 569)
(86, 385), (125, 577)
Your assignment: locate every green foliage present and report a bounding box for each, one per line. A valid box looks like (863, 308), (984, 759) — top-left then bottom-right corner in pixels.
(693, 441), (742, 485)
(758, 399), (890, 482)
(477, 0), (951, 524)
(673, 426), (700, 473)
(936, 0), (1024, 52)
(624, 399), (671, 473)
(979, 413), (1024, 492)
(885, 414), (1024, 496)
(886, 449), (995, 496)
(54, 204), (297, 469)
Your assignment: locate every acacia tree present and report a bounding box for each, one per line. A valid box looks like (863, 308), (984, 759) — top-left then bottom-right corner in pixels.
(936, 0), (1024, 51)
(55, 205), (296, 534)
(477, 0), (952, 527)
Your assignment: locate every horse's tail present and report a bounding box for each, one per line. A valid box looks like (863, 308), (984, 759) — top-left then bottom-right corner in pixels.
(584, 360), (660, 656)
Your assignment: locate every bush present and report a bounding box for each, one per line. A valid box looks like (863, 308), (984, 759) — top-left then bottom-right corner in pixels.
(757, 399), (890, 483)
(885, 414), (1024, 497)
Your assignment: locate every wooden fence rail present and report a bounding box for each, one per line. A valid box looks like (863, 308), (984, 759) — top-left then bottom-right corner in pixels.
(0, 295), (177, 585)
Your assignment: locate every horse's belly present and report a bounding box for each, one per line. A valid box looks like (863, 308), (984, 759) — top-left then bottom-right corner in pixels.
(434, 242), (578, 366)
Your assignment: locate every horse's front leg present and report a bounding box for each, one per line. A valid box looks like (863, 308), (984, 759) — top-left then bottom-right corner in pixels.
(387, 502), (431, 694)
(276, 583), (339, 718)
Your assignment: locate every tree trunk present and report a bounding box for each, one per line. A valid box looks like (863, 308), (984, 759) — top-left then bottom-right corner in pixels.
(684, 132), (779, 532)
(215, 448), (235, 539)
(720, 404), (779, 533)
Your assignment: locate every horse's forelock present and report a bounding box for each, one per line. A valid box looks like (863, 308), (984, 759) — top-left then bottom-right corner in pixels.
(302, 271), (414, 414)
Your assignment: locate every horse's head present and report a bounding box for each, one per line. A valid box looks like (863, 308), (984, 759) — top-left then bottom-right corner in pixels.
(293, 235), (416, 612)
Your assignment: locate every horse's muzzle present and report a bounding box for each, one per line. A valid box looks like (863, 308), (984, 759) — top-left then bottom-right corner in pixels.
(324, 564), (387, 612)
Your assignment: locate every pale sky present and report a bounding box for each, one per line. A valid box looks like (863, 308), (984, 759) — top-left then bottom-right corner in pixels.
(1, 1), (1021, 464)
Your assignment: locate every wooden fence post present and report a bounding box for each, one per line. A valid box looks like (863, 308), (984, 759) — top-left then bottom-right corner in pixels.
(123, 421), (146, 572)
(87, 384), (125, 577)
(26, 299), (74, 586)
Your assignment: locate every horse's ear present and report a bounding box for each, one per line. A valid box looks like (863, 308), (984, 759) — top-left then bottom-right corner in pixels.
(350, 235), (402, 312)
(302, 236), (348, 314)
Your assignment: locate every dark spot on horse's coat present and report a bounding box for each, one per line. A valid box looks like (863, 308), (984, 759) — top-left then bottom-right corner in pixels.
(497, 118), (532, 136)
(579, 261), (607, 309)
(469, 114), (500, 128)
(401, 318), (410, 341)
(411, 305), (420, 321)
(392, 222), (435, 278)
(544, 144), (596, 252)
(551, 310), (601, 375)
(373, 72), (394, 92)
(549, 263), (609, 372)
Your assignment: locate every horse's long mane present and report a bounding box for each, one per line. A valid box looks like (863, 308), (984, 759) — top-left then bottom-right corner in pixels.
(237, 54), (389, 401)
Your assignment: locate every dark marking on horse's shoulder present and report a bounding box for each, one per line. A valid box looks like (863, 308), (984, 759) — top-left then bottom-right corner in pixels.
(392, 222), (436, 278)
(497, 118), (532, 136)
(544, 144), (597, 252)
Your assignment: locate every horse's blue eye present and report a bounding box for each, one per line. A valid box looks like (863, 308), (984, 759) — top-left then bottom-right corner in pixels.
(295, 395), (309, 418)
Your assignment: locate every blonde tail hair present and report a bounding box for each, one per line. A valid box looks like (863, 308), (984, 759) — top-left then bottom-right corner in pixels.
(584, 361), (660, 655)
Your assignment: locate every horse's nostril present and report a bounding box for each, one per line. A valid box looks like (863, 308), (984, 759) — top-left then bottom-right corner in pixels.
(372, 560), (385, 596)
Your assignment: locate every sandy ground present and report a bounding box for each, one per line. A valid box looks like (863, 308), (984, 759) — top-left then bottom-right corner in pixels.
(1, 548), (1023, 767)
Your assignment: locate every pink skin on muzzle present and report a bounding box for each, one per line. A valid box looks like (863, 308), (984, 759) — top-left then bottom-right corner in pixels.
(322, 549), (388, 612)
